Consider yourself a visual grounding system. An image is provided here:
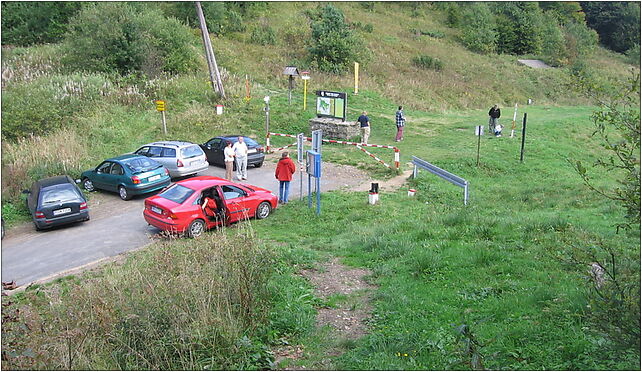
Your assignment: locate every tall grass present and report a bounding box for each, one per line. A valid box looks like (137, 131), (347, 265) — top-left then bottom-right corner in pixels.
(1, 228), (276, 370)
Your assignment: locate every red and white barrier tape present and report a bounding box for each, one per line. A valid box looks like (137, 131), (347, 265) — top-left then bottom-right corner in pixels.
(267, 132), (401, 170)
(272, 142), (297, 152)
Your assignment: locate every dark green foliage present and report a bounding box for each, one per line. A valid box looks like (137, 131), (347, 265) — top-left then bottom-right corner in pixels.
(360, 2), (375, 12)
(626, 44), (640, 66)
(62, 3), (199, 76)
(412, 55), (443, 71)
(459, 3), (497, 54)
(307, 5), (366, 73)
(352, 22), (374, 33)
(494, 2), (544, 55)
(562, 21), (599, 63)
(540, 14), (567, 66)
(250, 24), (277, 46)
(540, 1), (586, 24)
(1, 2), (83, 46)
(161, 2), (245, 35)
(582, 1), (641, 53)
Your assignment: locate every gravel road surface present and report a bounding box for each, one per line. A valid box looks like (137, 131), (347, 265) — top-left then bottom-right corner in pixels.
(1, 157), (369, 287)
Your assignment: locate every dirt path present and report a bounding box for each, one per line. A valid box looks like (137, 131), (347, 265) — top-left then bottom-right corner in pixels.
(274, 257), (377, 370)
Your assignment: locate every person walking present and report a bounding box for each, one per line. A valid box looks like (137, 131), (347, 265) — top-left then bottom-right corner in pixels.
(395, 105), (405, 142)
(357, 111), (370, 144)
(232, 136), (248, 180)
(275, 151), (296, 204)
(223, 140), (235, 181)
(488, 104), (501, 134)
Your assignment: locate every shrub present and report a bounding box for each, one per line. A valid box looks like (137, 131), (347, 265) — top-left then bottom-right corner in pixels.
(582, 2), (641, 53)
(626, 44), (640, 66)
(307, 5), (366, 73)
(62, 3), (199, 76)
(413, 55), (443, 71)
(563, 21), (598, 62)
(540, 13), (567, 66)
(410, 29), (445, 38)
(459, 3), (497, 54)
(494, 2), (544, 55)
(250, 23), (277, 46)
(1, 2), (83, 46)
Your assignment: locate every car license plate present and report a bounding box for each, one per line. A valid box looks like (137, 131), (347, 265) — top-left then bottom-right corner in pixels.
(148, 175), (161, 182)
(53, 208), (71, 216)
(151, 206), (162, 214)
(248, 149), (257, 154)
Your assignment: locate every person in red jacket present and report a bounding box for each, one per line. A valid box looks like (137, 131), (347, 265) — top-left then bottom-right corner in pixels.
(275, 151), (296, 204)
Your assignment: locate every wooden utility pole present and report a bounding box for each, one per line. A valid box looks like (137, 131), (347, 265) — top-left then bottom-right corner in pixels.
(195, 1), (225, 98)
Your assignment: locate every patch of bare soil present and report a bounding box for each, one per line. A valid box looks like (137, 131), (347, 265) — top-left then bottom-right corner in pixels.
(274, 257), (377, 370)
(354, 168), (414, 193)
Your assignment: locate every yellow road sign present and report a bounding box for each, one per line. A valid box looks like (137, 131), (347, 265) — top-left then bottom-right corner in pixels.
(155, 100), (166, 111)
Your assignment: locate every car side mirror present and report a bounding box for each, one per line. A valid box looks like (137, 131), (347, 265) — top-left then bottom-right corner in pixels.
(21, 189), (30, 194)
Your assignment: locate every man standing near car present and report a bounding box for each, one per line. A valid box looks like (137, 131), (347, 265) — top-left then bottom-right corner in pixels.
(223, 141), (234, 181)
(357, 111), (371, 144)
(232, 136), (248, 180)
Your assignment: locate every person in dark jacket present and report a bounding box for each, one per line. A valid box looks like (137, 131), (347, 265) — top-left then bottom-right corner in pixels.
(488, 104), (501, 133)
(275, 151), (296, 204)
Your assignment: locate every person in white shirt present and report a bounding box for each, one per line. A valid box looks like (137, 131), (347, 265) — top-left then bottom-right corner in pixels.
(232, 136), (249, 180)
(223, 141), (235, 181)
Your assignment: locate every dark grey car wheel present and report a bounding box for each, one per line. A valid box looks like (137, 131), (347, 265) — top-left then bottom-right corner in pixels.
(187, 219), (205, 238)
(119, 186), (131, 201)
(256, 201), (271, 219)
(83, 178), (95, 192)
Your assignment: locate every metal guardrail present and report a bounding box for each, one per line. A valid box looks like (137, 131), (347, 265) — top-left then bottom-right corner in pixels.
(411, 156), (469, 205)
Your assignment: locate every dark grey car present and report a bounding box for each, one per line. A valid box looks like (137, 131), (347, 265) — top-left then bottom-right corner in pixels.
(24, 175), (90, 231)
(200, 136), (265, 169)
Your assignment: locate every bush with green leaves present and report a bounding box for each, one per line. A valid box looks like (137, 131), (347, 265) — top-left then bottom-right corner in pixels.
(458, 3), (497, 54)
(494, 2), (544, 55)
(250, 24), (277, 46)
(413, 55), (443, 71)
(1, 2), (83, 46)
(582, 2), (641, 53)
(562, 21), (599, 64)
(540, 13), (567, 66)
(62, 3), (199, 76)
(307, 5), (365, 73)
(626, 44), (640, 66)
(160, 2), (245, 35)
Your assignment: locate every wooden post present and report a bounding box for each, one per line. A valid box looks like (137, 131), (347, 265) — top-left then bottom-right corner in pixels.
(195, 1), (225, 98)
(520, 113), (527, 162)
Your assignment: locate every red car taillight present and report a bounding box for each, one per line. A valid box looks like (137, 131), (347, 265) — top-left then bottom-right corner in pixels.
(35, 211), (45, 219)
(80, 202), (88, 210)
(131, 176), (141, 184)
(164, 168), (169, 176)
(257, 146), (264, 153)
(177, 159), (184, 167)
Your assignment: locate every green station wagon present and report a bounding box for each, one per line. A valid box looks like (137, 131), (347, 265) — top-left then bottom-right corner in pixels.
(81, 154), (171, 200)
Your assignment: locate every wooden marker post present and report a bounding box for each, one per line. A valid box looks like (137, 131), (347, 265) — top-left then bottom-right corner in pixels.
(475, 125), (483, 166)
(520, 113), (527, 162)
(354, 62), (359, 95)
(155, 100), (167, 134)
(510, 103), (518, 138)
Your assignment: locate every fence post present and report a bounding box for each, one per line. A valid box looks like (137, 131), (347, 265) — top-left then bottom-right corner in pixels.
(464, 182), (469, 205)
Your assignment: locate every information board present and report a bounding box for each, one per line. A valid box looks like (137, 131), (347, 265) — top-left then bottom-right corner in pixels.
(316, 90), (347, 121)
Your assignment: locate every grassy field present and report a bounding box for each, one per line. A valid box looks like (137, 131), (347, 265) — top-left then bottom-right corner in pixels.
(2, 103), (639, 370)
(1, 2), (639, 370)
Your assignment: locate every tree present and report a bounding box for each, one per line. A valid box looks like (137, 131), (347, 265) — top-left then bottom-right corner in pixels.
(581, 2), (641, 53)
(62, 3), (199, 76)
(459, 3), (497, 54)
(493, 2), (544, 55)
(1, 2), (83, 46)
(307, 5), (365, 73)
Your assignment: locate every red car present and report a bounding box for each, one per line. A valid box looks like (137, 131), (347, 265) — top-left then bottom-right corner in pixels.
(143, 176), (278, 238)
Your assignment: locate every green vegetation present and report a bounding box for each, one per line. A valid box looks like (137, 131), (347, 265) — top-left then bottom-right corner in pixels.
(1, 2), (639, 369)
(412, 54), (444, 71)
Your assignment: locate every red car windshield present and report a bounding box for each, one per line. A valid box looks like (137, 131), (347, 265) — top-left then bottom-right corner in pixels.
(158, 184), (194, 204)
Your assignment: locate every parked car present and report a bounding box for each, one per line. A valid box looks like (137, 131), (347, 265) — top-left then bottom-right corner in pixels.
(81, 155), (171, 200)
(143, 176), (277, 238)
(23, 175), (89, 231)
(133, 141), (209, 178)
(200, 136), (265, 169)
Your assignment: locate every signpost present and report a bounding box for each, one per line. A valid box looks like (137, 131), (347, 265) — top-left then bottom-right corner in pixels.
(315, 90), (347, 121)
(297, 133), (304, 200)
(307, 129), (322, 215)
(155, 100), (167, 134)
(263, 96), (270, 139)
(301, 72), (310, 110)
(475, 125), (483, 166)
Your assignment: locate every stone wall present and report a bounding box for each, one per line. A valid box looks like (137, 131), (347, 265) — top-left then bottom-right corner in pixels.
(309, 117), (360, 140)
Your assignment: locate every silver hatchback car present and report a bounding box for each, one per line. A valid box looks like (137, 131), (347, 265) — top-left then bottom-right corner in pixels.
(134, 141), (209, 178)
